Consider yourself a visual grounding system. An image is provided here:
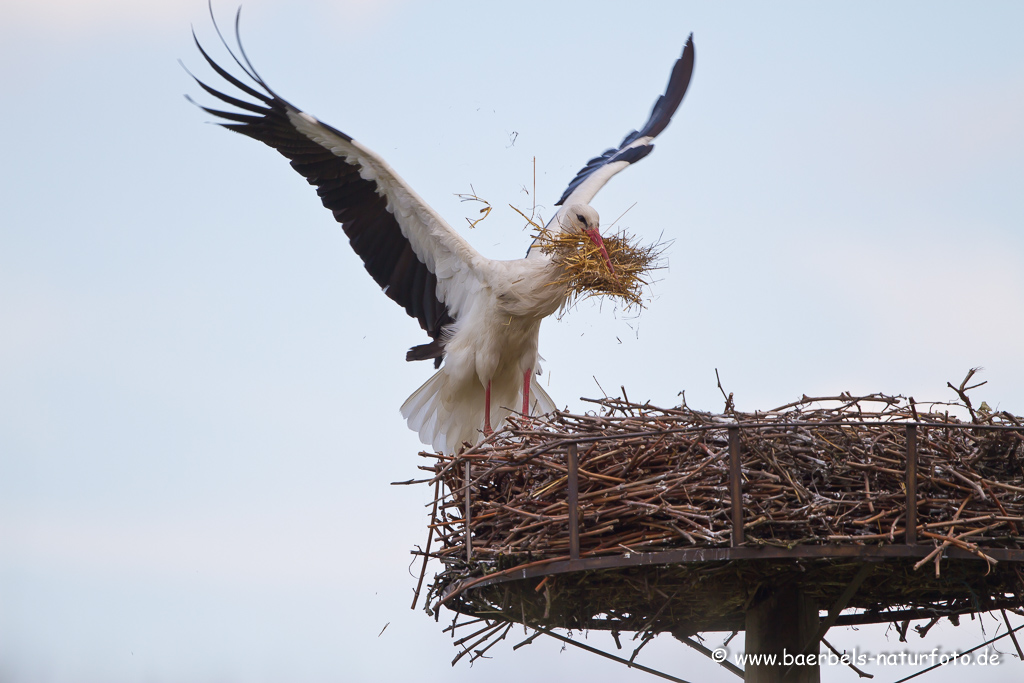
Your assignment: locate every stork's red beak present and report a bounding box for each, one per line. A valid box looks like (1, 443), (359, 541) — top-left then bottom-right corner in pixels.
(585, 228), (616, 277)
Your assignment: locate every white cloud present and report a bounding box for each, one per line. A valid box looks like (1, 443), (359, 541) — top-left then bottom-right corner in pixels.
(830, 79), (1024, 196)
(5, 0), (402, 37)
(0, 273), (71, 376)
(0, 507), (381, 587)
(804, 235), (1024, 365)
(7, 0), (197, 35)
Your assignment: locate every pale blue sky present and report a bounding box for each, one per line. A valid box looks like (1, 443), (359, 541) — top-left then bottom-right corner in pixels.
(2, 1), (1023, 682)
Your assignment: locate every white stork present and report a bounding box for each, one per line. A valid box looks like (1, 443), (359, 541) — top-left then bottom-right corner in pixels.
(187, 11), (695, 454)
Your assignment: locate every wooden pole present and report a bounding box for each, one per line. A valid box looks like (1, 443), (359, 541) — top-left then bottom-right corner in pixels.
(744, 584), (820, 683)
(465, 459), (472, 563)
(567, 442), (580, 560)
(905, 424), (918, 545)
(728, 427), (744, 547)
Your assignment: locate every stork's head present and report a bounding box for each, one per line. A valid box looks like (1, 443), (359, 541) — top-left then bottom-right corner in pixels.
(561, 204), (616, 276)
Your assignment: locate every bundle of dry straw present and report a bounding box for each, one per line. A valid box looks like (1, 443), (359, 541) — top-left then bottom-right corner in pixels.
(531, 226), (665, 310)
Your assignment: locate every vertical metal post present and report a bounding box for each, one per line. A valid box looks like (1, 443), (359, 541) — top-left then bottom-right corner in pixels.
(568, 442), (580, 560)
(729, 427), (744, 547)
(905, 424), (918, 545)
(464, 458), (473, 562)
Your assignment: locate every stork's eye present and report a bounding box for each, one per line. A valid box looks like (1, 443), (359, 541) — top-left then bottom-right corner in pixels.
(576, 214), (587, 226)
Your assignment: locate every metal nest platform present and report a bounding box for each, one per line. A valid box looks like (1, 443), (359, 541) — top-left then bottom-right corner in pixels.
(404, 376), (1024, 674)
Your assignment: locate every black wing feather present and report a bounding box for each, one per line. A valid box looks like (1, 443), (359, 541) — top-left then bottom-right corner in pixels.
(555, 33), (695, 206)
(187, 19), (453, 367)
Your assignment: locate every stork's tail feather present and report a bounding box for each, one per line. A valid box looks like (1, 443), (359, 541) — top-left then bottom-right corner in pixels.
(529, 379), (557, 416)
(401, 369), (557, 454)
(401, 370), (480, 454)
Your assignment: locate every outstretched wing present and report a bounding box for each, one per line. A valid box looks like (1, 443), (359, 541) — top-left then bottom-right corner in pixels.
(554, 34), (695, 210)
(186, 11), (489, 366)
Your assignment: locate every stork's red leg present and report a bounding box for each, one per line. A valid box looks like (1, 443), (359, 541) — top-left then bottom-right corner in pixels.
(483, 380), (493, 436)
(522, 369), (531, 416)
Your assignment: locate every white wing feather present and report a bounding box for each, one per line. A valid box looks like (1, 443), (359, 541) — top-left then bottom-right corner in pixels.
(287, 109), (488, 319)
(557, 155), (642, 210)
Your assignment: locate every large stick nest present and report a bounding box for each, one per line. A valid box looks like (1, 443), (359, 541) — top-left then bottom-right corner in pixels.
(413, 378), (1024, 636)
